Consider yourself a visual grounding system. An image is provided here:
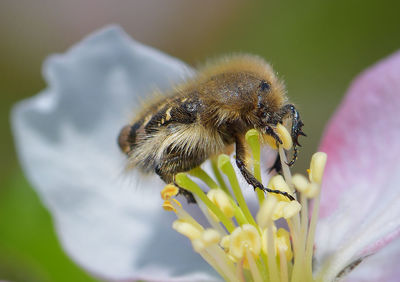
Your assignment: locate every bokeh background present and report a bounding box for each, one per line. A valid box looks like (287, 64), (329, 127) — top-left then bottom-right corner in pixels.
(1, 1), (400, 281)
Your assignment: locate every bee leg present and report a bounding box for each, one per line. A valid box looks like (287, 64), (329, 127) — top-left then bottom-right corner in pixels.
(279, 104), (306, 166)
(175, 186), (196, 204)
(265, 125), (283, 174)
(265, 125), (283, 145)
(155, 160), (196, 204)
(235, 136), (295, 201)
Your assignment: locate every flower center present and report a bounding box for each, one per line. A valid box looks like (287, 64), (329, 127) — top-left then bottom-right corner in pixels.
(161, 126), (327, 282)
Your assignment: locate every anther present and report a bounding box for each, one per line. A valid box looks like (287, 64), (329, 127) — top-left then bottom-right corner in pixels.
(207, 189), (235, 220)
(161, 184), (180, 200)
(230, 224), (261, 260)
(309, 152), (327, 184)
(275, 123), (292, 150)
(292, 174), (310, 193)
(172, 219), (203, 240)
(162, 200), (176, 212)
(268, 175), (294, 201)
(282, 201), (301, 219)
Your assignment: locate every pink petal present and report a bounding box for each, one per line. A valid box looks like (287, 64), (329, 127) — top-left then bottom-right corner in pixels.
(319, 50), (400, 218)
(314, 51), (400, 279)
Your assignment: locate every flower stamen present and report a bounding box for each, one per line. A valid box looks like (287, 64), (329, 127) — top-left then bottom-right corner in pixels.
(162, 128), (328, 282)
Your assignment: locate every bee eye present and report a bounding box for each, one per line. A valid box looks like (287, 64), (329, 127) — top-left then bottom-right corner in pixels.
(260, 81), (270, 92)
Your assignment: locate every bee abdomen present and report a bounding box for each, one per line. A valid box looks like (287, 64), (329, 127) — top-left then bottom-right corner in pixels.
(118, 121), (142, 154)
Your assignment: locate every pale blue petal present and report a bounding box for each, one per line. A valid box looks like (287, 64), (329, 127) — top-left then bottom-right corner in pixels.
(12, 26), (218, 281)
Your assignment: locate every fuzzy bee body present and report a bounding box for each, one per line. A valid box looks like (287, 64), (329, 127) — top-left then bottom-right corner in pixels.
(118, 54), (305, 201)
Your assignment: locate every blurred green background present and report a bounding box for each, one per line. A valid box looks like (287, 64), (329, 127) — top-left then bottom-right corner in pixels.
(1, 1), (400, 281)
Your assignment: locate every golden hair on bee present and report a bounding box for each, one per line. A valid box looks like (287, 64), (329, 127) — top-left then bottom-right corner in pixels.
(118, 54), (305, 202)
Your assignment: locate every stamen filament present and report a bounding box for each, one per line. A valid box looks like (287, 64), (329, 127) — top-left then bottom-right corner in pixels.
(170, 200), (204, 231)
(246, 248), (263, 282)
(189, 171), (249, 226)
(232, 201), (249, 226)
(175, 173), (236, 232)
(163, 128), (327, 282)
(189, 167), (220, 190)
(279, 248), (289, 282)
(194, 194), (227, 235)
(236, 260), (246, 282)
(205, 245), (237, 282)
(218, 154), (258, 227)
(258, 252), (270, 282)
(290, 193), (309, 282)
(278, 147), (294, 192)
(246, 129), (265, 205)
(305, 186), (320, 277)
(211, 158), (230, 194)
(266, 225), (280, 282)
(199, 248), (233, 281)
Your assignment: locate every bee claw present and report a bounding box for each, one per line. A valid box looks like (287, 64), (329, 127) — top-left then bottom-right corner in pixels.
(285, 158), (297, 167)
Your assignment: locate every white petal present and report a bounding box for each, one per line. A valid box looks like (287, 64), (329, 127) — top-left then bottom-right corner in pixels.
(314, 51), (400, 280)
(343, 238), (400, 282)
(12, 26), (218, 280)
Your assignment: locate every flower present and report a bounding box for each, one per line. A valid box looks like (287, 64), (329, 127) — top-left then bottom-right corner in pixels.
(161, 131), (325, 282)
(12, 26), (400, 281)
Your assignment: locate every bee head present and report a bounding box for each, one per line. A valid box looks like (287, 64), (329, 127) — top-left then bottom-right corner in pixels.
(254, 78), (286, 129)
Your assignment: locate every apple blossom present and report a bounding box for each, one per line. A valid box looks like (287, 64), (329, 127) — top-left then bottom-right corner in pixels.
(12, 26), (400, 281)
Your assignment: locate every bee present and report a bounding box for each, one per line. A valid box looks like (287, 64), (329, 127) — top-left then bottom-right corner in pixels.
(118, 54), (305, 202)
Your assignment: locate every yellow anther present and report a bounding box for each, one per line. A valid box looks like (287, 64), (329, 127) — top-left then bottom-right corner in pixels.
(230, 224), (261, 260)
(309, 152), (327, 184)
(276, 228), (293, 261)
(268, 175), (292, 202)
(172, 198), (182, 208)
(275, 123), (293, 150)
(172, 219), (202, 241)
(220, 235), (231, 250)
(162, 200), (176, 212)
(269, 199), (301, 220)
(161, 184), (179, 200)
(272, 201), (287, 220)
(202, 229), (221, 246)
(269, 175), (291, 193)
(292, 174), (310, 193)
(192, 238), (206, 253)
(304, 182), (320, 198)
(192, 229), (221, 253)
(256, 196), (278, 228)
(207, 189), (235, 221)
(263, 134), (279, 150)
(283, 200), (301, 219)
(262, 123), (292, 150)
(220, 235), (238, 262)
